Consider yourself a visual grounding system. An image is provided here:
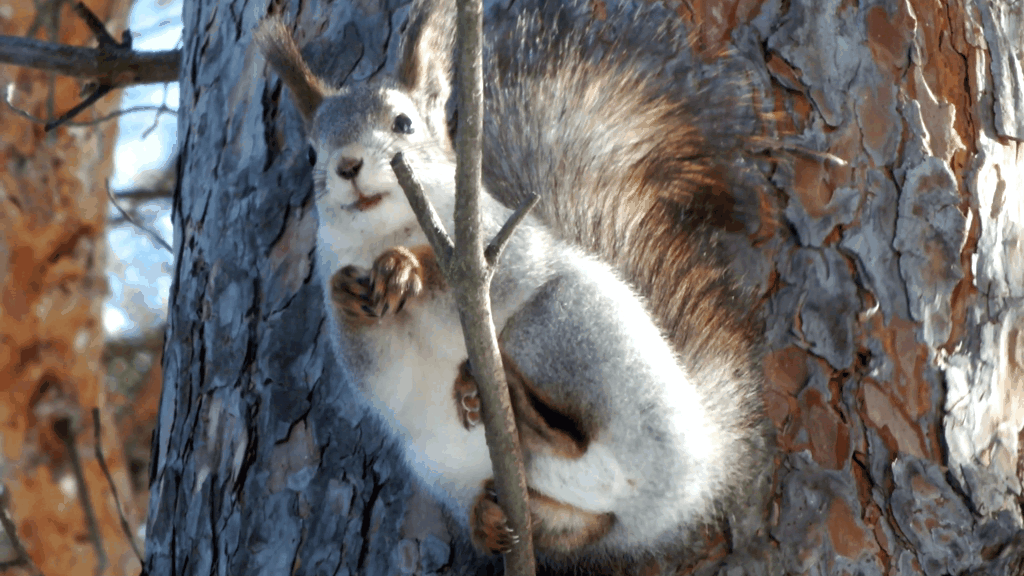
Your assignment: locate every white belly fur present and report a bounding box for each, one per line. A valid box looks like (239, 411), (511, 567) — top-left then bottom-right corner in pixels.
(359, 296), (493, 512)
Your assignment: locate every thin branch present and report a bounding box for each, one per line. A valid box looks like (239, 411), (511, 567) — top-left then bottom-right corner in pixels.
(391, 0), (537, 570)
(0, 35), (179, 84)
(54, 418), (109, 576)
(485, 193), (539, 266)
(107, 181), (174, 253)
(88, 104), (177, 127)
(72, 1), (120, 47)
(452, 0), (535, 570)
(391, 152), (455, 270)
(26, 0), (69, 40)
(38, 0), (66, 142)
(140, 88), (175, 138)
(44, 83), (114, 130)
(92, 408), (144, 563)
(4, 83), (177, 130)
(0, 2), (180, 131)
(391, 156), (538, 576)
(0, 485), (45, 576)
(112, 187), (175, 203)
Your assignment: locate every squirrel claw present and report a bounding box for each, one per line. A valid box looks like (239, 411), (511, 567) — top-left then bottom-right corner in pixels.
(330, 266), (376, 325)
(329, 247), (425, 326)
(470, 482), (518, 555)
(453, 360), (483, 429)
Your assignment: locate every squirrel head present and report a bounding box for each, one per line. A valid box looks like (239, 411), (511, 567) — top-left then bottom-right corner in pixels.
(254, 0), (456, 237)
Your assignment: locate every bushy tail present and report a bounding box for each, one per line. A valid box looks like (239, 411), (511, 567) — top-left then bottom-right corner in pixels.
(480, 0), (774, 521)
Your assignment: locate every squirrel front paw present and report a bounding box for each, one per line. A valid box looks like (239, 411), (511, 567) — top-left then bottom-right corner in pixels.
(453, 360), (482, 429)
(470, 480), (518, 555)
(329, 247), (427, 325)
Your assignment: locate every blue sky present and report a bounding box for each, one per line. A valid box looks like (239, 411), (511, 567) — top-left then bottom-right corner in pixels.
(104, 0), (182, 335)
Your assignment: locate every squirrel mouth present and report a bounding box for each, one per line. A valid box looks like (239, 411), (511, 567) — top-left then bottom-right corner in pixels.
(346, 193), (385, 212)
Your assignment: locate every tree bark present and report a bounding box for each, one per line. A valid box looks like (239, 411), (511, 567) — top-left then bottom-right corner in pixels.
(148, 0), (1024, 575)
(0, 1), (141, 575)
(147, 0), (492, 573)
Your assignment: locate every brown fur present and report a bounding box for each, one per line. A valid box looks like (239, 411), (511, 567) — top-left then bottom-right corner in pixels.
(470, 1), (775, 565)
(470, 479), (615, 556)
(454, 353), (591, 460)
(480, 0), (774, 503)
(253, 17), (334, 129)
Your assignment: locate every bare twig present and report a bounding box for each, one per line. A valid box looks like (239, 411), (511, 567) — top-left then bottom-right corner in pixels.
(8, 77), (179, 134)
(0, 485), (45, 576)
(71, 1), (120, 46)
(485, 193), (539, 266)
(107, 181), (174, 253)
(140, 87), (175, 138)
(113, 187), (175, 203)
(92, 408), (144, 563)
(391, 152), (455, 269)
(37, 0), (67, 143)
(451, 1), (535, 571)
(26, 0), (69, 40)
(54, 418), (109, 576)
(0, 2), (181, 130)
(3, 92), (178, 128)
(44, 83), (114, 130)
(391, 0), (536, 571)
(0, 35), (178, 84)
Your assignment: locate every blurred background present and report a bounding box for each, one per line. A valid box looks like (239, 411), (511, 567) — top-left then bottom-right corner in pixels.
(0, 0), (181, 573)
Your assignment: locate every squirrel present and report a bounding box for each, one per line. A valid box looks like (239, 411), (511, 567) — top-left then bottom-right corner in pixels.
(255, 0), (774, 570)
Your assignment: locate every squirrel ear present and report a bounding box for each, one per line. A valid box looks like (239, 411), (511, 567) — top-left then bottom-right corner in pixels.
(254, 16), (331, 131)
(396, 0), (455, 112)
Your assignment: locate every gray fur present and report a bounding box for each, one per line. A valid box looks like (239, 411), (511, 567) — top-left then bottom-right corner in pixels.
(257, 0), (772, 570)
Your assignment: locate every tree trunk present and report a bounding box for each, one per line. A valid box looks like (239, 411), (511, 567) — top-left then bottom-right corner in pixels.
(148, 0), (1023, 575)
(0, 1), (141, 575)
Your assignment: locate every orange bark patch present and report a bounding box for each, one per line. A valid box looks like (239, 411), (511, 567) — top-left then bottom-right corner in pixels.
(801, 388), (851, 470)
(788, 158), (832, 219)
(869, 315), (933, 420)
(827, 497), (873, 559)
(864, 5), (913, 73)
(861, 380), (928, 459)
(763, 346), (810, 429)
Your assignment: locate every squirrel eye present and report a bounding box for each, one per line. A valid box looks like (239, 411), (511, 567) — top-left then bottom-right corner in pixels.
(307, 146), (317, 166)
(392, 113), (414, 135)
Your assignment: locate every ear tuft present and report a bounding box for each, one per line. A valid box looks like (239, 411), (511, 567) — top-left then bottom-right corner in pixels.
(254, 16), (331, 130)
(396, 0), (455, 111)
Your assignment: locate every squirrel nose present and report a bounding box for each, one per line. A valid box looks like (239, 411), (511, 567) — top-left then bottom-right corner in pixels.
(336, 157), (363, 180)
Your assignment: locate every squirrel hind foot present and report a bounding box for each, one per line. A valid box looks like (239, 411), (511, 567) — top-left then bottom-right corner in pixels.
(469, 479), (616, 559)
(470, 483), (517, 555)
(452, 354), (592, 459)
(528, 488), (615, 557)
(454, 360), (483, 429)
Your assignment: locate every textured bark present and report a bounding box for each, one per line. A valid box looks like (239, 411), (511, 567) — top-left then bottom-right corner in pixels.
(718, 0), (1024, 573)
(149, 0), (1023, 575)
(146, 0), (480, 573)
(0, 1), (141, 575)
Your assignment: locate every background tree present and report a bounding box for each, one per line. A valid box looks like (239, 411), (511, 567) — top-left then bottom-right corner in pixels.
(147, 0), (1024, 574)
(0, 0), (144, 575)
